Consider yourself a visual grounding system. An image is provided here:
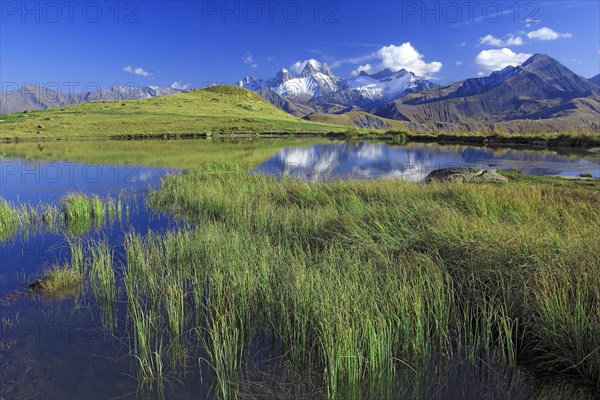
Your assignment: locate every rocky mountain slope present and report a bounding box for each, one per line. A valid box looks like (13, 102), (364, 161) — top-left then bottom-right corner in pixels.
(373, 54), (600, 130)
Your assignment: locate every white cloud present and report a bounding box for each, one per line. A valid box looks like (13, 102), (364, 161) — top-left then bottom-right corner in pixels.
(527, 27), (572, 41)
(455, 60), (463, 66)
(351, 64), (374, 76)
(479, 35), (503, 47)
(352, 42), (442, 78)
(475, 48), (532, 73)
(243, 53), (258, 68)
(459, 41), (467, 47)
(290, 59), (322, 74)
(134, 68), (150, 77)
(123, 65), (152, 77)
(506, 36), (524, 46)
(170, 81), (191, 90)
(479, 34), (524, 47)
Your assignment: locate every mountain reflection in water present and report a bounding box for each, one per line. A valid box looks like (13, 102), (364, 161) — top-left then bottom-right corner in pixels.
(255, 142), (600, 182)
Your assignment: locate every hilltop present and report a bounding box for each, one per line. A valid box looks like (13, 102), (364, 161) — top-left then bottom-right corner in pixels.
(0, 86), (344, 140)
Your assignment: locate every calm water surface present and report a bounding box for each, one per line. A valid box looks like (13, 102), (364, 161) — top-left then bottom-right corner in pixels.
(256, 142), (600, 182)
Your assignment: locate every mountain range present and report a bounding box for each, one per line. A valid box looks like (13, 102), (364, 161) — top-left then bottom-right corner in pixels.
(373, 54), (600, 130)
(1, 54), (598, 132)
(0, 84), (183, 115)
(240, 55), (599, 131)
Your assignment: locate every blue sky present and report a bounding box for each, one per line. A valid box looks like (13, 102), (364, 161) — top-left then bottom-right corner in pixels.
(1, 0), (599, 91)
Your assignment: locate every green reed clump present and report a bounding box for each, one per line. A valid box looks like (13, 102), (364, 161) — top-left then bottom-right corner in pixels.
(88, 240), (114, 299)
(61, 193), (93, 233)
(107, 197), (117, 222)
(68, 238), (85, 276)
(0, 199), (20, 241)
(59, 193), (118, 234)
(61, 193), (91, 219)
(90, 195), (105, 228)
(164, 278), (186, 368)
(530, 268), (600, 385)
(2, 192), (127, 242)
(127, 294), (165, 387)
(35, 263), (82, 299)
(88, 240), (116, 329)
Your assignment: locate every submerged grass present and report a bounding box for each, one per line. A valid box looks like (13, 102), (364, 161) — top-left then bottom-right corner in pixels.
(34, 263), (82, 299)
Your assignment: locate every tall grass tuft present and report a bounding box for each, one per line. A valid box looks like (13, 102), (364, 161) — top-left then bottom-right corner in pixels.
(0, 199), (20, 241)
(34, 263), (82, 299)
(88, 240), (116, 329)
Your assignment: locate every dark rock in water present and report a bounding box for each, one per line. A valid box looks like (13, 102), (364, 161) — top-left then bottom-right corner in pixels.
(28, 279), (43, 290)
(425, 167), (508, 183)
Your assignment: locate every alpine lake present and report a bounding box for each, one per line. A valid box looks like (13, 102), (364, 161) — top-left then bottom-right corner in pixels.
(1, 137), (599, 399)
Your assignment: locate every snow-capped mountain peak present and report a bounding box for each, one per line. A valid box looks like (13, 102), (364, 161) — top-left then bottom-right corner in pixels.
(300, 61), (321, 78)
(237, 60), (437, 108)
(347, 68), (436, 106)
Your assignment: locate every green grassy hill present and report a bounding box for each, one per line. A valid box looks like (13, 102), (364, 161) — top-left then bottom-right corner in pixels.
(0, 86), (345, 140)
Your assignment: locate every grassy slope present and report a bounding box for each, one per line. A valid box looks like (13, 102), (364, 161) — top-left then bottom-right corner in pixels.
(0, 86), (345, 140)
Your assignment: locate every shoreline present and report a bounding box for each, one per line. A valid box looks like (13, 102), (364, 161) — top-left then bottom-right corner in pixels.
(3, 131), (600, 150)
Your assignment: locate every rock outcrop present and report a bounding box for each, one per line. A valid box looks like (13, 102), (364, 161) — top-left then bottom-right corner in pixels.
(425, 168), (508, 183)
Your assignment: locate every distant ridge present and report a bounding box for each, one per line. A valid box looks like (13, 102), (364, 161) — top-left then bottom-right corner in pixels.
(0, 84), (184, 114)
